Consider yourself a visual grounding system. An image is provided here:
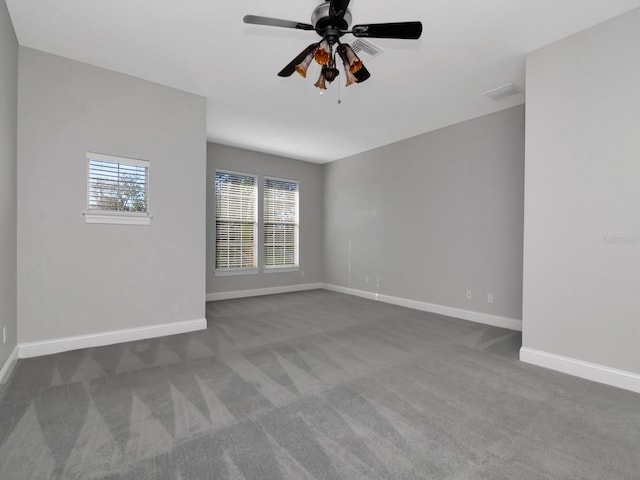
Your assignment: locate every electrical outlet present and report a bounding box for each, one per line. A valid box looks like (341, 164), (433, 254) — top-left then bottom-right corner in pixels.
(466, 290), (472, 299)
(300, 270), (305, 277)
(365, 276), (369, 284)
(487, 294), (494, 304)
(2, 327), (5, 344)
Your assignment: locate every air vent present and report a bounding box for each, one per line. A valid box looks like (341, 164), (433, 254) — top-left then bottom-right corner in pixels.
(483, 83), (523, 100)
(351, 38), (384, 62)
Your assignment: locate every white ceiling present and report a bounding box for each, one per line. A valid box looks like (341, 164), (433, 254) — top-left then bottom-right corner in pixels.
(6, 0), (640, 163)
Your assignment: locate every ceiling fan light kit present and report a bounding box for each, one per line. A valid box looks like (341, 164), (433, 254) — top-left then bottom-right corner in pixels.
(295, 49), (316, 78)
(315, 40), (331, 65)
(243, 0), (422, 90)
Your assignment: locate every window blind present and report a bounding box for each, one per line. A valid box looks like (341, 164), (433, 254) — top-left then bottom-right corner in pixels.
(88, 154), (149, 213)
(215, 171), (257, 269)
(264, 177), (299, 267)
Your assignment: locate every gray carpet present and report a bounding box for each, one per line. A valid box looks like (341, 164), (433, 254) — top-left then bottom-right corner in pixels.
(0, 290), (638, 479)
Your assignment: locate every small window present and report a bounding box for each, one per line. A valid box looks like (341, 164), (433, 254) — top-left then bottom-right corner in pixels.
(85, 153), (150, 225)
(215, 170), (258, 274)
(264, 177), (299, 269)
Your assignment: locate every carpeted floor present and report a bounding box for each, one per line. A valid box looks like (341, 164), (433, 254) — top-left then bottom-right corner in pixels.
(0, 290), (638, 479)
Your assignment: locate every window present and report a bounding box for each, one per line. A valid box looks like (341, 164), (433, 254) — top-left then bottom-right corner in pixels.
(215, 171), (258, 273)
(264, 177), (299, 269)
(85, 153), (150, 225)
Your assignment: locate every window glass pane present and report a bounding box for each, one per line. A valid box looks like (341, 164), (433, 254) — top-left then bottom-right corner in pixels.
(215, 171), (257, 269)
(88, 158), (148, 213)
(264, 178), (299, 267)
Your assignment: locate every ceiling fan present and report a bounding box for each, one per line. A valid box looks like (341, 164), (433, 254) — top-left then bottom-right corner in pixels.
(243, 0), (422, 90)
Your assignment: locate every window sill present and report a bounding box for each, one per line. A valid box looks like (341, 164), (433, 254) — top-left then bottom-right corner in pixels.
(264, 266), (299, 273)
(215, 268), (260, 277)
(84, 212), (152, 225)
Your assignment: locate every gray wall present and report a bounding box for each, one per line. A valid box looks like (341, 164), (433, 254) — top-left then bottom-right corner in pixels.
(17, 47), (207, 343)
(523, 9), (640, 373)
(207, 143), (324, 295)
(0, 0), (18, 373)
(324, 105), (525, 321)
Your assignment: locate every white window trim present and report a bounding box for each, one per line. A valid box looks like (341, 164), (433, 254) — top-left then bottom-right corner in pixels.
(85, 152), (151, 225)
(214, 169), (259, 272)
(263, 176), (300, 268)
(263, 266), (300, 273)
(214, 267), (260, 277)
(84, 212), (152, 226)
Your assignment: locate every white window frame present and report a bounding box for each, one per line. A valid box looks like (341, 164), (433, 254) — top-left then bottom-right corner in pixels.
(214, 169), (259, 276)
(263, 176), (299, 272)
(84, 152), (151, 226)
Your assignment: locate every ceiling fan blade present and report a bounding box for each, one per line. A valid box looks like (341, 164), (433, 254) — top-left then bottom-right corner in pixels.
(243, 15), (314, 31)
(352, 21), (423, 39)
(278, 43), (320, 77)
(329, 0), (351, 20)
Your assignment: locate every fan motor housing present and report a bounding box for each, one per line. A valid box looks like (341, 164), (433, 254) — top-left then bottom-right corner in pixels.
(311, 2), (352, 31)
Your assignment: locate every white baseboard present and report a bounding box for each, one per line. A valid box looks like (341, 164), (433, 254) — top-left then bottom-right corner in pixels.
(0, 345), (19, 384)
(18, 318), (207, 359)
(322, 283), (522, 331)
(520, 347), (640, 394)
(206, 283), (324, 302)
